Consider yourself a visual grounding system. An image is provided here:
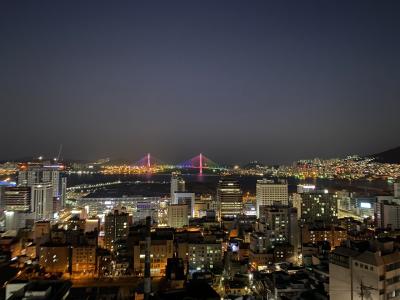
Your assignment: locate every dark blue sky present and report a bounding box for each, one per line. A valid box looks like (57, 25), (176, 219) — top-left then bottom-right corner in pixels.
(1, 1), (399, 164)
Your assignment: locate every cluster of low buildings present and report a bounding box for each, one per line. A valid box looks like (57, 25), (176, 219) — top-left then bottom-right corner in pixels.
(277, 156), (400, 180)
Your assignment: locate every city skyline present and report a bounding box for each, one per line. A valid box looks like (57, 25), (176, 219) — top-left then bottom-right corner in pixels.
(0, 144), (398, 167)
(2, 2), (400, 299)
(1, 1), (400, 163)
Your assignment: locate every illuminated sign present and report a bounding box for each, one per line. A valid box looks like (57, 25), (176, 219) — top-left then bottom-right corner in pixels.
(360, 202), (372, 209)
(0, 181), (16, 186)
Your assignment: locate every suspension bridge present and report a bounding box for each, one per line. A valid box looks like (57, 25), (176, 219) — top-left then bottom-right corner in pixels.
(133, 153), (224, 174)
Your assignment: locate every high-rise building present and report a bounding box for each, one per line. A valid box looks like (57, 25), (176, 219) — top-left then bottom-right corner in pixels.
(249, 231), (273, 270)
(0, 180), (17, 210)
(217, 179), (242, 218)
(336, 190), (354, 211)
(31, 184), (53, 220)
(4, 211), (34, 231)
(258, 205), (290, 243)
(291, 193), (302, 219)
(104, 209), (129, 252)
(170, 174), (185, 203)
(2, 184), (53, 228)
(256, 179), (288, 217)
(173, 192), (195, 218)
(300, 191), (338, 226)
(133, 199), (159, 224)
(17, 164), (67, 207)
(375, 199), (400, 230)
(2, 187), (32, 212)
(60, 177), (67, 208)
(168, 204), (189, 228)
(256, 206), (299, 254)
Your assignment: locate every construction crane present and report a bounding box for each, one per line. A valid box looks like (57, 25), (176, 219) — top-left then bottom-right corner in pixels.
(54, 144), (63, 162)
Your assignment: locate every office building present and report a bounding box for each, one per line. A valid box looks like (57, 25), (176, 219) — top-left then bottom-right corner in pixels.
(249, 232), (273, 270)
(173, 192), (195, 217)
(375, 199), (400, 230)
(188, 242), (222, 272)
(258, 205), (291, 244)
(17, 164), (67, 208)
(217, 179), (242, 218)
(253, 206), (299, 261)
(302, 225), (347, 248)
(2, 187), (31, 212)
(77, 196), (161, 219)
(133, 199), (159, 224)
(300, 191), (338, 226)
(168, 204), (189, 228)
(60, 177), (67, 208)
(104, 209), (129, 252)
(256, 179), (288, 217)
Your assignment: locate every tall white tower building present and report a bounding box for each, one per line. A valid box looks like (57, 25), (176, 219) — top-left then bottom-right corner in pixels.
(170, 174), (185, 202)
(31, 184), (53, 220)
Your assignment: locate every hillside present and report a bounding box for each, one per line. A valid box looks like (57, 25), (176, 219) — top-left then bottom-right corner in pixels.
(371, 146), (400, 164)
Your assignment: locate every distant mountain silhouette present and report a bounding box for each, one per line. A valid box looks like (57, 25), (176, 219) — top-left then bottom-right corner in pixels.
(371, 146), (400, 164)
(242, 161), (265, 169)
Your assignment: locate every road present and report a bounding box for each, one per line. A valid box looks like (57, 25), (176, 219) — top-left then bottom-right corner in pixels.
(338, 208), (363, 221)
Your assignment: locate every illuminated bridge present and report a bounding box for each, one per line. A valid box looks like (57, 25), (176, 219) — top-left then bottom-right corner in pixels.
(177, 153), (223, 174)
(133, 153), (224, 174)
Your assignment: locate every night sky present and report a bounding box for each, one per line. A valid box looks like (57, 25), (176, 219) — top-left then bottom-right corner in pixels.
(1, 1), (399, 164)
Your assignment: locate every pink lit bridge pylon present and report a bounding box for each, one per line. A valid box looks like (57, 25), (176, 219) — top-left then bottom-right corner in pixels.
(177, 153), (222, 174)
(134, 153), (165, 169)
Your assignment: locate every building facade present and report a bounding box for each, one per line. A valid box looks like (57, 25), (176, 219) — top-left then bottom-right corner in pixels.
(170, 174), (185, 203)
(32, 184), (53, 220)
(256, 179), (288, 217)
(300, 192), (338, 226)
(330, 240), (400, 300)
(104, 209), (129, 252)
(217, 179), (242, 218)
(168, 204), (189, 228)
